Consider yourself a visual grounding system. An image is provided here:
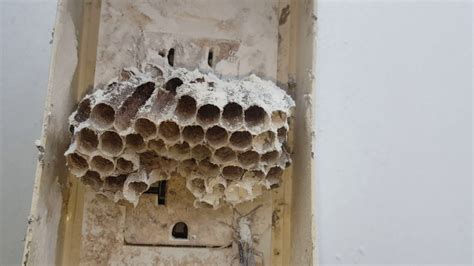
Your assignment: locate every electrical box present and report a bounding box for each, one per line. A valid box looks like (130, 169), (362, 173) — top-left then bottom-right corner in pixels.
(23, 0), (316, 265)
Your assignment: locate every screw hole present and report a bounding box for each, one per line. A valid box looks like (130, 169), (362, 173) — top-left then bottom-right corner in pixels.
(172, 222), (188, 239)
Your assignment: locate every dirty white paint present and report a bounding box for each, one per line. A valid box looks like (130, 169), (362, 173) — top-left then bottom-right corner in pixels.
(314, 0), (472, 264)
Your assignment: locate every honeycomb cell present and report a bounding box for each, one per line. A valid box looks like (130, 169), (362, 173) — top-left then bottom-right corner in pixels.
(77, 127), (99, 154)
(244, 105), (268, 132)
(182, 125), (204, 145)
(191, 145), (212, 161)
(116, 157), (135, 173)
(253, 131), (276, 153)
(169, 142), (191, 160)
(271, 110), (287, 128)
(90, 103), (115, 130)
(81, 171), (103, 191)
(115, 82), (155, 131)
(74, 98), (91, 123)
(266, 167), (283, 188)
(222, 166), (244, 180)
(148, 139), (167, 154)
(99, 131), (124, 156)
(198, 160), (220, 177)
(125, 133), (146, 152)
(238, 151), (260, 168)
(129, 181), (148, 194)
(197, 104), (220, 126)
(90, 155), (115, 176)
(66, 153), (88, 176)
(222, 102), (243, 129)
(244, 170), (265, 180)
(158, 121), (180, 142)
(176, 95), (197, 121)
(261, 150), (279, 164)
(104, 175), (126, 192)
(205, 126), (228, 148)
(214, 147), (236, 163)
(134, 118), (157, 140)
(229, 131), (252, 150)
(212, 183), (225, 195)
(277, 127), (287, 143)
(191, 177), (206, 193)
(177, 159), (197, 176)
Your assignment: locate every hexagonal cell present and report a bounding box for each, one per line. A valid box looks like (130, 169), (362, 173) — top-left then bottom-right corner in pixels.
(177, 158), (197, 176)
(222, 166), (244, 180)
(187, 176), (207, 198)
(244, 105), (269, 132)
(214, 147), (236, 163)
(115, 82), (155, 131)
(81, 170), (103, 191)
(116, 157), (135, 173)
(125, 133), (146, 152)
(211, 183), (226, 196)
(74, 98), (91, 123)
(266, 166), (284, 188)
(90, 155), (115, 176)
(277, 127), (287, 143)
(229, 131), (252, 150)
(196, 104), (220, 127)
(164, 77), (183, 93)
(182, 125), (204, 145)
(271, 110), (287, 128)
(175, 95), (197, 121)
(198, 160), (220, 177)
(76, 127), (98, 154)
(103, 175), (127, 192)
(238, 151), (260, 168)
(222, 102), (243, 130)
(134, 118), (157, 140)
(205, 126), (228, 148)
(158, 121), (180, 142)
(66, 153), (89, 176)
(261, 150), (279, 164)
(148, 139), (167, 154)
(169, 142), (191, 160)
(191, 144), (212, 161)
(99, 131), (124, 156)
(253, 131), (276, 153)
(90, 103), (115, 130)
(128, 181), (148, 194)
(243, 170), (265, 180)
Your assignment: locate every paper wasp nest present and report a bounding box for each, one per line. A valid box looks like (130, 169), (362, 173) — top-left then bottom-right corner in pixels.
(65, 64), (294, 208)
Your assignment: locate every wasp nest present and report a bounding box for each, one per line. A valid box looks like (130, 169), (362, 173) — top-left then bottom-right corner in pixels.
(65, 64), (294, 208)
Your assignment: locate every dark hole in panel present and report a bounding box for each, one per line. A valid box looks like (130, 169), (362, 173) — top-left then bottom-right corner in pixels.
(172, 222), (188, 239)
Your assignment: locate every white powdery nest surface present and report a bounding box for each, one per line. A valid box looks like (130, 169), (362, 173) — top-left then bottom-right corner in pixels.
(65, 64), (295, 208)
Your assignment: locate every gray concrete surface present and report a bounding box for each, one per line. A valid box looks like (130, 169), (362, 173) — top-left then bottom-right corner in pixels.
(0, 1), (58, 264)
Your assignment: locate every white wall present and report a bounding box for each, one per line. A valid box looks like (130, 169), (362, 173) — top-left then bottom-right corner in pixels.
(314, 0), (472, 265)
(0, 1), (57, 265)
